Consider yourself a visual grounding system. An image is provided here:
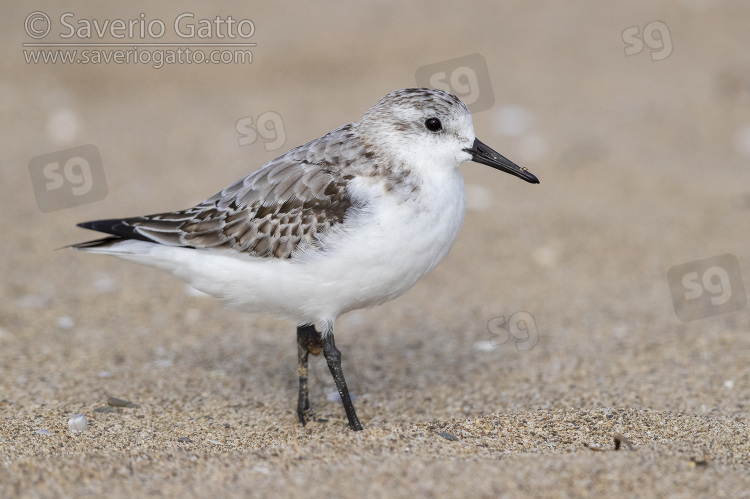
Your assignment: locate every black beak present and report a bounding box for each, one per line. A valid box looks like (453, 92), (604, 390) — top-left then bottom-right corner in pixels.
(464, 138), (539, 184)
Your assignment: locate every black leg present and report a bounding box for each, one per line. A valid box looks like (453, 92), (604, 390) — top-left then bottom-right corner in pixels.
(296, 324), (323, 425)
(322, 322), (363, 431)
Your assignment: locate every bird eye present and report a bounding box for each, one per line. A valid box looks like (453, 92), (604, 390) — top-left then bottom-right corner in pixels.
(424, 117), (442, 132)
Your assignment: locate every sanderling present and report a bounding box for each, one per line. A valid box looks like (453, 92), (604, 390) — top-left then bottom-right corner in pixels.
(73, 88), (539, 431)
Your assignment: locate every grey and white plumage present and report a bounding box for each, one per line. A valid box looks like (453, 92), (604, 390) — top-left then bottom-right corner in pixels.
(73, 88), (539, 430)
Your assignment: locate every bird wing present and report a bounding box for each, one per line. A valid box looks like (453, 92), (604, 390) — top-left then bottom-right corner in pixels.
(76, 124), (365, 259)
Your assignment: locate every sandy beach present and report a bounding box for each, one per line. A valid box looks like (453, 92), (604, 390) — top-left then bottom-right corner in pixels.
(2, 1), (749, 497)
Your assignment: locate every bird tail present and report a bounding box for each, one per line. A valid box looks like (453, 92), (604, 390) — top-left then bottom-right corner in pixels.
(68, 237), (153, 256)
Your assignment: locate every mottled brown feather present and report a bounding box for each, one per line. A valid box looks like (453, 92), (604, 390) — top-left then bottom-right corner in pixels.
(111, 124), (365, 259)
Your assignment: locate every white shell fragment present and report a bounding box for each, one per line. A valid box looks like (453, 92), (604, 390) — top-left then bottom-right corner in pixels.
(733, 125), (750, 159)
(56, 316), (74, 329)
(327, 390), (357, 402)
(494, 104), (533, 137)
(68, 414), (88, 432)
(47, 107), (79, 145)
(472, 340), (496, 352)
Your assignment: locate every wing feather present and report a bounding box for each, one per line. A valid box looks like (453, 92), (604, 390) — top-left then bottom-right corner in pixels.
(75, 124), (364, 259)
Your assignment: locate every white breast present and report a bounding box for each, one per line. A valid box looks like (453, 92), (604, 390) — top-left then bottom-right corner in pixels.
(282, 169), (467, 320)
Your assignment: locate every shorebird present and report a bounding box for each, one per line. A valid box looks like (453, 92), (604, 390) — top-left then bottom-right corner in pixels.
(73, 88), (539, 430)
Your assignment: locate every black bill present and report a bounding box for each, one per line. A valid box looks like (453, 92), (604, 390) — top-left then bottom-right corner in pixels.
(464, 138), (539, 184)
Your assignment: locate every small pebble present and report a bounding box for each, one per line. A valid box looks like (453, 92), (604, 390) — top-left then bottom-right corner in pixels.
(35, 429), (51, 436)
(107, 396), (139, 408)
(438, 431), (459, 441)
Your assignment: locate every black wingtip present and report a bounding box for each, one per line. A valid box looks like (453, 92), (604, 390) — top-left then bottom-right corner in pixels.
(77, 219), (123, 232)
(76, 218), (152, 242)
